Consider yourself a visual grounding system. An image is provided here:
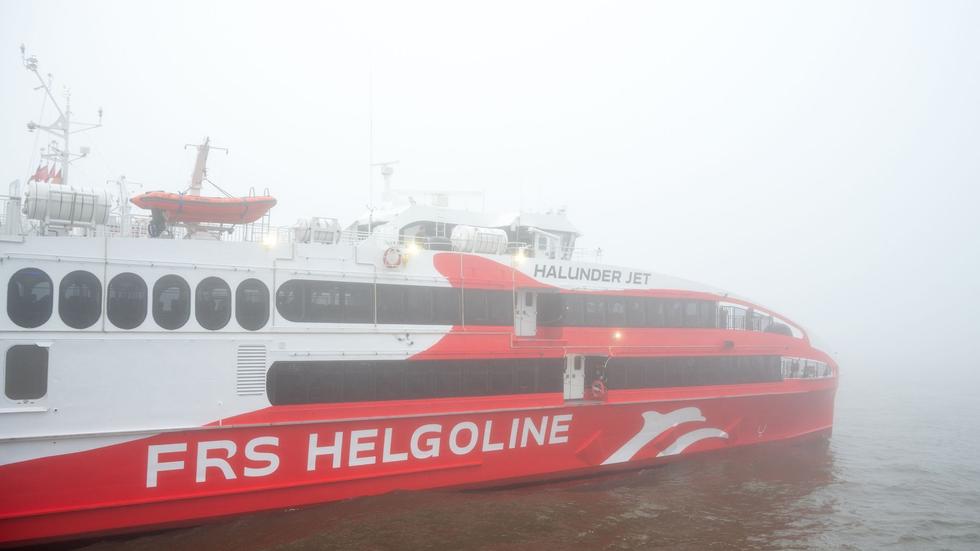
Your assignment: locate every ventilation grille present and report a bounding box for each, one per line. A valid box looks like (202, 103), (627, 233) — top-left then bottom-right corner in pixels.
(236, 345), (268, 396)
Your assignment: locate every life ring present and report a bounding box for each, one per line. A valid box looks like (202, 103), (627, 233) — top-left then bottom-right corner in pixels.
(590, 379), (607, 400)
(383, 247), (403, 268)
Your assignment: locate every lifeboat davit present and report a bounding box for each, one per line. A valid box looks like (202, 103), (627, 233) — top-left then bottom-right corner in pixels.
(130, 192), (277, 225)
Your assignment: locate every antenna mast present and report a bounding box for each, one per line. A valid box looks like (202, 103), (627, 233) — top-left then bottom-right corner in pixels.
(371, 160), (399, 204)
(21, 44), (102, 187)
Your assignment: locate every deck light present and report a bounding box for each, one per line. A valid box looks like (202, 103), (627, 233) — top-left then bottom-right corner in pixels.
(262, 233), (278, 248)
(513, 248), (527, 265)
(406, 241), (420, 256)
(613, 330), (623, 340)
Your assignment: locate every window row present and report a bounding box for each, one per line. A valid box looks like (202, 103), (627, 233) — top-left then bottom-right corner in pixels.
(267, 358), (564, 406)
(539, 294), (718, 328)
(275, 281), (513, 326)
(603, 355), (784, 390)
(6, 268), (269, 331)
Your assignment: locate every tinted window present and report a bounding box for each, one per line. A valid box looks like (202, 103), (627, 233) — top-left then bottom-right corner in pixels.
(463, 289), (488, 324)
(276, 280), (305, 322)
(405, 286), (434, 324)
(487, 290), (513, 325)
(153, 274), (191, 330)
(277, 280), (374, 323)
(236, 279), (269, 331)
(625, 298), (646, 327)
(267, 358), (565, 405)
(107, 272), (147, 329)
(377, 285), (406, 323)
(607, 297), (627, 326)
(58, 270), (101, 329)
(583, 296), (606, 326)
(7, 268), (52, 328)
(665, 300), (685, 327)
(433, 287), (462, 325)
(606, 355), (783, 389)
(196, 277), (231, 330)
(538, 293), (563, 326)
(5, 345), (48, 400)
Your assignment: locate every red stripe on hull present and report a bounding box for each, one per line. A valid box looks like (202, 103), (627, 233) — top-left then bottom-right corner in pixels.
(0, 383), (836, 546)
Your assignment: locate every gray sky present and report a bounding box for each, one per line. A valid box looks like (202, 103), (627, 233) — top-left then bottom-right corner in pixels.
(2, 0), (979, 376)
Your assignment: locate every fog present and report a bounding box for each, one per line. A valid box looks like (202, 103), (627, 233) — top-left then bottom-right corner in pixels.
(2, 0), (978, 378)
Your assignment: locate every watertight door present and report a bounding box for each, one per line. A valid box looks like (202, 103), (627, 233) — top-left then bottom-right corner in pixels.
(564, 355), (585, 400)
(515, 289), (537, 337)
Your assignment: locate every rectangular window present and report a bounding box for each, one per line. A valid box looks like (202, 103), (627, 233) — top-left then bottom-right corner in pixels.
(433, 287), (462, 325)
(405, 286), (434, 324)
(343, 283), (375, 323)
(646, 298), (666, 327)
(489, 363), (515, 394)
(537, 293), (563, 326)
(488, 290), (514, 325)
(376, 364), (406, 401)
(377, 285), (406, 323)
(463, 289), (489, 325)
(561, 295), (585, 326)
(665, 300), (685, 327)
(462, 363), (489, 396)
(607, 297), (627, 326)
(405, 362), (436, 398)
(307, 365), (344, 403)
(625, 298), (646, 327)
(535, 359), (564, 392)
(583, 296), (606, 326)
(5, 345), (49, 400)
(434, 364), (461, 397)
(344, 364), (376, 402)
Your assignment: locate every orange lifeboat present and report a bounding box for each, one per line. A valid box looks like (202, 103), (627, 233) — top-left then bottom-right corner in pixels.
(130, 191), (277, 225)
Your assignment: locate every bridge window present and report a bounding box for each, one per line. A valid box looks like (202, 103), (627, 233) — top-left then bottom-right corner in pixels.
(196, 277), (231, 330)
(107, 273), (147, 329)
(7, 268), (52, 328)
(58, 271), (102, 329)
(5, 345), (48, 400)
(276, 280), (374, 323)
(236, 278), (269, 331)
(153, 275), (191, 330)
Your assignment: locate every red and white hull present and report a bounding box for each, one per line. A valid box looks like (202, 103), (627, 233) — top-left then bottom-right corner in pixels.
(0, 379), (835, 545)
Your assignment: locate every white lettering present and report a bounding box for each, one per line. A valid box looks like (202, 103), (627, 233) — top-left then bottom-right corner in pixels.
(548, 414), (573, 444)
(521, 416), (549, 447)
(146, 443), (187, 488)
(481, 420), (504, 452)
(349, 429), (378, 467)
(411, 424), (442, 459)
(244, 436), (280, 477)
(508, 418), (520, 448)
(308, 432), (344, 471)
(196, 440), (237, 483)
(382, 427), (409, 463)
(449, 422), (479, 455)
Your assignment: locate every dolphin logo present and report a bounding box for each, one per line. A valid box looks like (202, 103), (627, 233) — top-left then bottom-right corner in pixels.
(601, 407), (728, 465)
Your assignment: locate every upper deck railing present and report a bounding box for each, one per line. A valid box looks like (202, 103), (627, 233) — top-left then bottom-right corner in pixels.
(0, 194), (605, 262)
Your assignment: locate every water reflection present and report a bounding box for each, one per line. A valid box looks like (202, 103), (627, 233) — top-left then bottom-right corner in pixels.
(77, 438), (836, 551)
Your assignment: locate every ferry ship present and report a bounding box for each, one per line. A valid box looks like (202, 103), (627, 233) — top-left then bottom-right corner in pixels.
(0, 50), (838, 546)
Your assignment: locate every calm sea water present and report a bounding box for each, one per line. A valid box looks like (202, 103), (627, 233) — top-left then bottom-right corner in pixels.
(63, 370), (980, 551)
